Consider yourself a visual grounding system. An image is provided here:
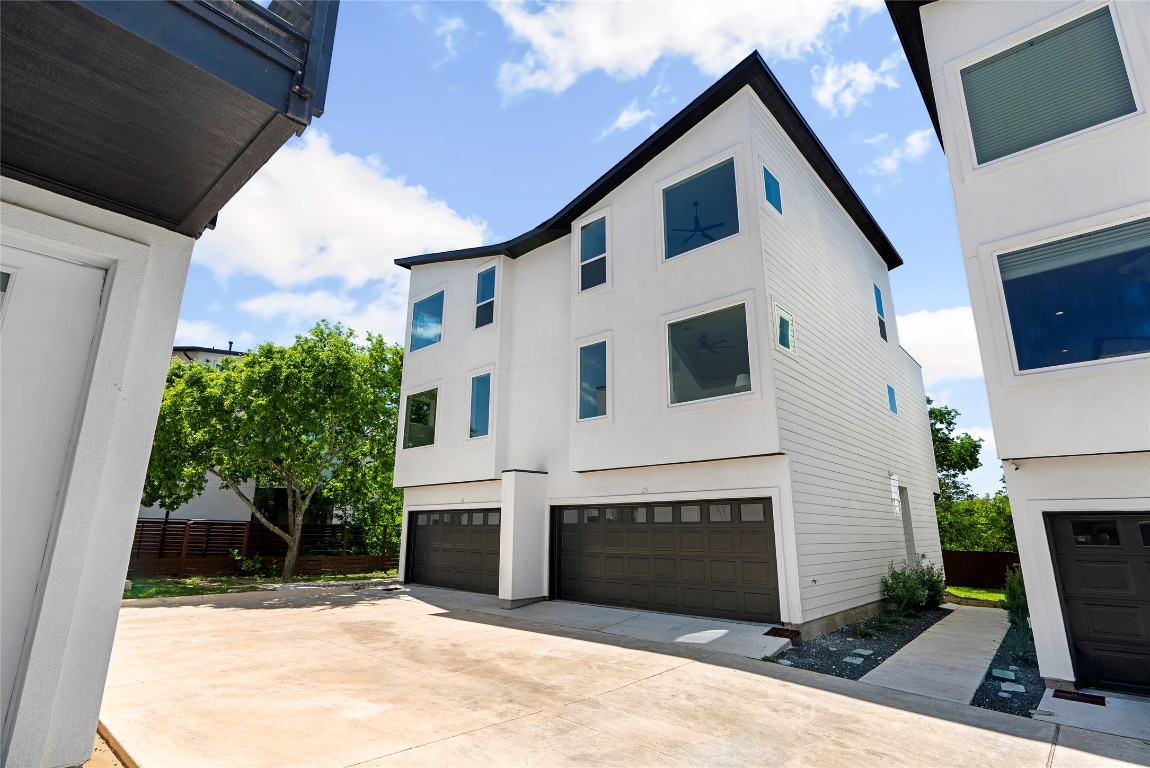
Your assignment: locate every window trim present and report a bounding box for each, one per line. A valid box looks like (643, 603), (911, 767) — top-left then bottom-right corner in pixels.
(773, 301), (796, 355)
(573, 331), (613, 424)
(572, 206), (612, 295)
(984, 205), (1150, 380)
(400, 384), (441, 450)
(472, 260), (499, 332)
(407, 284), (447, 353)
(945, 1), (1145, 179)
(0, 263), (20, 328)
(660, 291), (760, 411)
(466, 367), (495, 441)
(655, 146), (746, 267)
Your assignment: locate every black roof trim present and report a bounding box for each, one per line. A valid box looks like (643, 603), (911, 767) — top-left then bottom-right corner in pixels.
(173, 346), (244, 356)
(886, 1), (942, 145)
(396, 51), (903, 271)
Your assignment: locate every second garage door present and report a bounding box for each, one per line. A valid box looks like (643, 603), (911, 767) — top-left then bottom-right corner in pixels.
(410, 509), (500, 594)
(555, 498), (780, 623)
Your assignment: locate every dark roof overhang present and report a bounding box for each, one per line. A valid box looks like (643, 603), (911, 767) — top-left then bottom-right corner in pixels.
(396, 50), (904, 271)
(1, 0), (339, 237)
(886, 1), (942, 146)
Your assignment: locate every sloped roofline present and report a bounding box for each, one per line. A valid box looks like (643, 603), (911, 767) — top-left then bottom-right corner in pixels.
(395, 50), (903, 271)
(886, 1), (942, 145)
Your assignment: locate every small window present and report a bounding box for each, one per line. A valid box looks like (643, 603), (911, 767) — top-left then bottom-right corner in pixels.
(584, 508), (600, 524)
(775, 305), (795, 352)
(443, 512), (454, 525)
(668, 304), (751, 405)
(469, 373), (491, 438)
(488, 511), (501, 526)
(471, 512), (485, 525)
(681, 505), (701, 523)
(563, 509), (578, 525)
(430, 513), (441, 525)
(403, 388), (438, 448)
(579, 217), (608, 291)
(475, 267), (496, 329)
(1072, 519), (1120, 546)
(605, 508), (622, 523)
(887, 385), (898, 414)
(1139, 522), (1150, 547)
(0, 270), (10, 316)
(709, 504), (732, 522)
(411, 291), (445, 351)
(762, 166), (782, 214)
(961, 7), (1135, 165)
(873, 284), (888, 341)
(628, 507), (647, 524)
(740, 503), (766, 523)
(653, 506), (673, 523)
(663, 158), (739, 260)
(999, 218), (1150, 371)
(459, 512), (469, 525)
(578, 340), (608, 420)
(417, 514), (428, 526)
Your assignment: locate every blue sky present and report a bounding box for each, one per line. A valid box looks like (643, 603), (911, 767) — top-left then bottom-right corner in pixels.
(180, 0), (1000, 493)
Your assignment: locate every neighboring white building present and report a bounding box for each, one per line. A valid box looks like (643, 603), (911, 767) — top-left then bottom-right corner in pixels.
(0, 2), (338, 765)
(890, 1), (1149, 695)
(392, 53), (940, 637)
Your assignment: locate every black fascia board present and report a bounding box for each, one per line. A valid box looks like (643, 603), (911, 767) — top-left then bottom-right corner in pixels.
(886, 1), (942, 145)
(396, 50), (904, 271)
(173, 346), (245, 356)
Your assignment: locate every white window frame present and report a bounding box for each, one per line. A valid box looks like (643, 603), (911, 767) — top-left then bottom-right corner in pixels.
(981, 204), (1150, 382)
(400, 383), (441, 450)
(943, 1), (1146, 180)
(0, 263), (20, 328)
(655, 146), (747, 268)
(572, 206), (612, 295)
(466, 366), (495, 441)
(660, 290), (760, 412)
(472, 259), (499, 333)
(407, 283), (448, 353)
(573, 331), (612, 424)
(773, 302), (796, 355)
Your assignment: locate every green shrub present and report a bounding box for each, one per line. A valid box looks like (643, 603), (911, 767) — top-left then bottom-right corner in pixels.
(1003, 564), (1029, 628)
(229, 549), (266, 577)
(882, 562), (927, 616)
(917, 558), (947, 608)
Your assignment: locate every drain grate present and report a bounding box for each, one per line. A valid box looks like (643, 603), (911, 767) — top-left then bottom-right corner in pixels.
(1052, 689), (1106, 706)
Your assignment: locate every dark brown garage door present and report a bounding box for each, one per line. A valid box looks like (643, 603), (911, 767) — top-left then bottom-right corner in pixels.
(411, 509), (500, 594)
(554, 498), (780, 623)
(1050, 513), (1150, 695)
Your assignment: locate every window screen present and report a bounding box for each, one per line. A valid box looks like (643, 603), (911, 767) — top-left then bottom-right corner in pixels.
(999, 217), (1150, 370)
(961, 7), (1135, 164)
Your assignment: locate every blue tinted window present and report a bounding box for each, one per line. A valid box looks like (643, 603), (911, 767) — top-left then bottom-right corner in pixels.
(999, 218), (1150, 370)
(873, 284), (885, 318)
(411, 291), (444, 351)
(668, 305), (751, 404)
(469, 373), (491, 438)
(763, 167), (782, 214)
(887, 385), (898, 414)
(580, 218), (606, 262)
(663, 158), (739, 260)
(475, 267), (495, 329)
(578, 341), (607, 420)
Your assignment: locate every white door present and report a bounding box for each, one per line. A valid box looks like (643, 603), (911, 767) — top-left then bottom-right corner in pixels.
(1, 244), (105, 728)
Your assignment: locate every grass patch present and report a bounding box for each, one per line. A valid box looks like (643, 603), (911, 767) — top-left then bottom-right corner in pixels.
(123, 569), (398, 600)
(946, 586), (1005, 603)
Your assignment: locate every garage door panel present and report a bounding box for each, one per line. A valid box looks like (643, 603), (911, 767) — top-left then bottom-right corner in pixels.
(711, 590), (738, 613)
(652, 531), (676, 551)
(743, 591), (776, 616)
(627, 557), (650, 578)
(604, 556), (624, 576)
(681, 559), (705, 581)
(411, 508), (500, 595)
(738, 531), (770, 554)
(710, 560), (737, 583)
(583, 555), (602, 575)
(604, 530), (625, 550)
(627, 531), (651, 550)
(679, 531), (704, 552)
(682, 588), (707, 610)
(584, 530), (604, 549)
(708, 531), (735, 553)
(653, 558), (676, 579)
(628, 583), (650, 603)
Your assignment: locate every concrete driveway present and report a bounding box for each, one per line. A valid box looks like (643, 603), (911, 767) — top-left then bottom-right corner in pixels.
(102, 585), (1149, 767)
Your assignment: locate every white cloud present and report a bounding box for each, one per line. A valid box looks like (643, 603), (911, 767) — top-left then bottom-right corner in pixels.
(174, 319), (254, 351)
(964, 426), (1005, 495)
(811, 51), (901, 116)
(493, 0), (881, 96)
(194, 131), (488, 290)
(600, 100), (655, 139)
(239, 290), (357, 325)
(867, 128), (933, 176)
(236, 286), (411, 346)
(435, 16), (466, 60)
(897, 306), (983, 387)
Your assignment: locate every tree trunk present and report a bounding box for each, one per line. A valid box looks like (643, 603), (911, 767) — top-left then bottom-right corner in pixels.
(282, 529), (302, 580)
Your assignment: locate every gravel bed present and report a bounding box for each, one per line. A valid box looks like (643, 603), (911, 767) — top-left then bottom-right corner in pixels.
(774, 607), (952, 680)
(970, 621), (1044, 718)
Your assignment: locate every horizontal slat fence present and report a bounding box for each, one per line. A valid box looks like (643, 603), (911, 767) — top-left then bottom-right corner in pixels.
(941, 550), (1021, 589)
(128, 519), (397, 578)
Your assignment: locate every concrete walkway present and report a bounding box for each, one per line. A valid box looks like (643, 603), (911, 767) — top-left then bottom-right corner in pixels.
(860, 604), (1010, 704)
(1033, 689), (1150, 741)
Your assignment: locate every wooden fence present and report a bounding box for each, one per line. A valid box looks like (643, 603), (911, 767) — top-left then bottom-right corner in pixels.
(127, 519), (397, 578)
(941, 550), (1021, 588)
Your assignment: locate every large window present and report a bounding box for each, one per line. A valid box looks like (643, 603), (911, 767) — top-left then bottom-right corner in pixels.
(469, 373), (491, 438)
(578, 341), (608, 420)
(999, 217), (1150, 371)
(961, 7), (1136, 165)
(663, 158), (739, 260)
(579, 217), (608, 291)
(475, 267), (495, 328)
(410, 291), (444, 351)
(667, 304), (751, 404)
(403, 388), (438, 448)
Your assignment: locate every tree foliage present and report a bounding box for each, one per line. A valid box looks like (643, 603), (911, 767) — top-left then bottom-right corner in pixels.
(935, 492), (1016, 552)
(143, 322), (404, 578)
(927, 396), (983, 501)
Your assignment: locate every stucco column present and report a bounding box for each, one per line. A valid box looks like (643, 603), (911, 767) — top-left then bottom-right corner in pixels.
(498, 470), (549, 609)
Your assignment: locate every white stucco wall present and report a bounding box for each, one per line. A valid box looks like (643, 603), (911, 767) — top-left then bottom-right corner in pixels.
(0, 179), (193, 768)
(138, 476), (255, 522)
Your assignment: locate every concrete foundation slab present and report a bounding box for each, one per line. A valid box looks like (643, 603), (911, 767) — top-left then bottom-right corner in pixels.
(1033, 688), (1150, 741)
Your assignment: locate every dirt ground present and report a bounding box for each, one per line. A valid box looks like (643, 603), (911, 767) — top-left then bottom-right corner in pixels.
(84, 731), (126, 768)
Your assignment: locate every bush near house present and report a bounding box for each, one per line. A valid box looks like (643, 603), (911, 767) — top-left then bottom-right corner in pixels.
(881, 558), (947, 616)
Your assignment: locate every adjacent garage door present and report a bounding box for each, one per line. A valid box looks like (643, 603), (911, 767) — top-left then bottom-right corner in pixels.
(555, 498), (780, 623)
(1050, 513), (1150, 695)
(410, 509), (500, 594)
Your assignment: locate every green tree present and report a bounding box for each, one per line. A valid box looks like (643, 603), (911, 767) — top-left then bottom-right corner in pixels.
(142, 322), (404, 578)
(927, 396), (983, 501)
(935, 492), (1016, 552)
